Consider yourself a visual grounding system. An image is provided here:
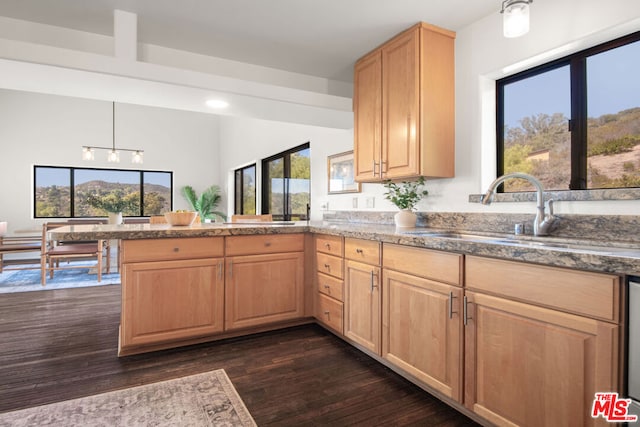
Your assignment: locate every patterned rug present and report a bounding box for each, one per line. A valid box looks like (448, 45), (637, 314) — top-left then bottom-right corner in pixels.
(0, 370), (256, 427)
(0, 262), (120, 293)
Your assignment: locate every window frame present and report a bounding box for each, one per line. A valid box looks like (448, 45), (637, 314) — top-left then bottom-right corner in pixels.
(261, 142), (310, 221)
(33, 165), (173, 218)
(234, 163), (256, 215)
(496, 30), (640, 192)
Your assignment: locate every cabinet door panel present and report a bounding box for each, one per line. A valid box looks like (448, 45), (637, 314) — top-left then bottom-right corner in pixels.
(344, 260), (381, 354)
(354, 50), (382, 182)
(121, 258), (224, 348)
(382, 28), (420, 179)
(464, 291), (619, 427)
(225, 252), (304, 330)
(383, 270), (462, 401)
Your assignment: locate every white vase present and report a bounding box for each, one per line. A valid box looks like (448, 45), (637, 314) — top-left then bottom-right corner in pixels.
(108, 212), (123, 225)
(394, 209), (417, 229)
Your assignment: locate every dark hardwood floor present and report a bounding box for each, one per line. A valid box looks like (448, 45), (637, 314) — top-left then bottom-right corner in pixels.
(0, 285), (480, 426)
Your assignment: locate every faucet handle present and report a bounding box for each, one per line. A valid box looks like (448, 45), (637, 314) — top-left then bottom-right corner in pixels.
(546, 199), (554, 217)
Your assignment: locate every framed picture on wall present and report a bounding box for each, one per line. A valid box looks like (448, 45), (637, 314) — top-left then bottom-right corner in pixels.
(327, 150), (360, 194)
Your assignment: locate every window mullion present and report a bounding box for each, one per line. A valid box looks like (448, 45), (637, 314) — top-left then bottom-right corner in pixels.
(570, 57), (588, 190)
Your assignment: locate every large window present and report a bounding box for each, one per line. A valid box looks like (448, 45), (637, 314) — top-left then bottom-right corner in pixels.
(262, 143), (310, 221)
(234, 164), (256, 215)
(34, 165), (172, 218)
(497, 31), (640, 192)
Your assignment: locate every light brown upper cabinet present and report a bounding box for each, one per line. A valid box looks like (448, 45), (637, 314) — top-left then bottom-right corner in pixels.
(354, 22), (455, 182)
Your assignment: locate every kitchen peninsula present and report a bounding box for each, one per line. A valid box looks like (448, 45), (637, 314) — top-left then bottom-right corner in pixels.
(50, 219), (638, 427)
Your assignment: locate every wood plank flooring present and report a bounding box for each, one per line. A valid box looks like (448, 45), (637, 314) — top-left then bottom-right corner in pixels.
(0, 285), (480, 426)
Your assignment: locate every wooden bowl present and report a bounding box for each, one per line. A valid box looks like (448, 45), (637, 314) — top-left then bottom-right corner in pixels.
(164, 211), (197, 226)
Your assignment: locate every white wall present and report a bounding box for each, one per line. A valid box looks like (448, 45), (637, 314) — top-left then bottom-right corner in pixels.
(0, 89), (221, 234)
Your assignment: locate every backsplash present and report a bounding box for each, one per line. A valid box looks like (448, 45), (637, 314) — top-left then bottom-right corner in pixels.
(322, 211), (640, 244)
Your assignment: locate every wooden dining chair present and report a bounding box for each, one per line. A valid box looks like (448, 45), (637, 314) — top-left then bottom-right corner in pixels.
(40, 222), (110, 286)
(230, 214), (273, 223)
(0, 221), (41, 273)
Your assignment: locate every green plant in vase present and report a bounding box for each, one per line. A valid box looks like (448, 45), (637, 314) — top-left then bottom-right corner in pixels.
(383, 176), (428, 228)
(181, 185), (226, 222)
(85, 192), (137, 224)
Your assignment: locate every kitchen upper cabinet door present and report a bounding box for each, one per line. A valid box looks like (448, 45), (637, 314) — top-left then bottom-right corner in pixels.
(344, 260), (381, 354)
(120, 258), (224, 350)
(381, 27), (420, 180)
(354, 50), (382, 182)
(225, 252), (305, 330)
(464, 291), (619, 427)
(382, 270), (463, 402)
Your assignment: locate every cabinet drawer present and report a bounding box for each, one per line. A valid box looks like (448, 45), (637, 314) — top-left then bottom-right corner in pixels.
(316, 252), (344, 279)
(345, 238), (380, 265)
(465, 255), (620, 322)
(317, 272), (344, 301)
(121, 237), (224, 263)
(315, 234), (343, 257)
(317, 293), (343, 334)
(383, 243), (462, 286)
(225, 233), (304, 256)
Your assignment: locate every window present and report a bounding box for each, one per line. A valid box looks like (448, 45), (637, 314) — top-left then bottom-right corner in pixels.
(234, 164), (256, 215)
(34, 165), (172, 218)
(261, 143), (310, 221)
(497, 31), (640, 192)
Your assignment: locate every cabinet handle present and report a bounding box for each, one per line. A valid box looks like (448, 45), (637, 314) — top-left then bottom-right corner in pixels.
(356, 248), (363, 254)
(372, 160), (379, 177)
(265, 242), (272, 247)
(324, 311), (330, 317)
(173, 247), (180, 252)
(463, 296), (472, 326)
(370, 270), (379, 292)
(448, 291), (458, 319)
(380, 160), (387, 176)
(324, 263), (331, 271)
(325, 243), (331, 249)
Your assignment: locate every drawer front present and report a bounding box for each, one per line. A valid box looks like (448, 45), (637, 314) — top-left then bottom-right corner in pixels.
(121, 237), (224, 263)
(315, 234), (343, 257)
(317, 272), (344, 301)
(316, 252), (344, 279)
(345, 238), (380, 265)
(465, 255), (620, 322)
(225, 233), (304, 256)
(383, 243), (462, 286)
(317, 292), (343, 334)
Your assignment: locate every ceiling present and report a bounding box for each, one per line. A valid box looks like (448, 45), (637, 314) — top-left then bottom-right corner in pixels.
(0, 0), (499, 83)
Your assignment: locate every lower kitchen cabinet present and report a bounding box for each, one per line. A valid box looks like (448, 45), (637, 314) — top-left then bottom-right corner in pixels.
(382, 269), (463, 401)
(344, 259), (381, 354)
(463, 291), (619, 427)
(225, 252), (305, 330)
(120, 258), (225, 349)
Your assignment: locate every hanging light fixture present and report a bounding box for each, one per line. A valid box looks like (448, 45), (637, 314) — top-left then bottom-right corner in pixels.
(501, 0), (533, 38)
(82, 102), (144, 164)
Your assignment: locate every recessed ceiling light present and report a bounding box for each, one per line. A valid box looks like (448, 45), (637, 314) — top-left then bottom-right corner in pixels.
(206, 99), (229, 109)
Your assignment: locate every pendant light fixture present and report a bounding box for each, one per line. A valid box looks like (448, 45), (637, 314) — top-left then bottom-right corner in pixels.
(501, 0), (533, 38)
(82, 102), (144, 164)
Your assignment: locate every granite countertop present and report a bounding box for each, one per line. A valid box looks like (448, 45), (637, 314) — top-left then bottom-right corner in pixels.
(49, 221), (640, 276)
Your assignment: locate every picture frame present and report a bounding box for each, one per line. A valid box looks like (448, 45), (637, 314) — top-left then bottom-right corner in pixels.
(327, 150), (360, 194)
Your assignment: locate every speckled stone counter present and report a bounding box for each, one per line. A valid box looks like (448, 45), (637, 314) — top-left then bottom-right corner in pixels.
(49, 220), (640, 276)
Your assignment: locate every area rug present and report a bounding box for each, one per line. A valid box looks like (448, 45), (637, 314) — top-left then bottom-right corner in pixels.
(0, 370), (256, 427)
(0, 262), (120, 293)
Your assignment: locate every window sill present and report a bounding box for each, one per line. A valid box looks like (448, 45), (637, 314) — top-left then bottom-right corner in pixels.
(468, 188), (640, 203)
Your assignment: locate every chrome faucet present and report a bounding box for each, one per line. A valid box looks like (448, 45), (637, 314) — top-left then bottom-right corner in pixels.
(481, 172), (556, 236)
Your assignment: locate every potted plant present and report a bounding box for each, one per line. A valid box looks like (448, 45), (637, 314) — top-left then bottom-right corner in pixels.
(383, 176), (428, 228)
(85, 192), (135, 225)
(181, 185), (226, 223)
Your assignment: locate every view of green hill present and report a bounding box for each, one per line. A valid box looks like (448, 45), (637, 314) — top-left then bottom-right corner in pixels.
(35, 180), (171, 217)
(503, 108), (640, 191)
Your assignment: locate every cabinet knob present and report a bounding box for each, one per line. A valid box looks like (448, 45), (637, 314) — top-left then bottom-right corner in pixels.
(356, 248), (363, 254)
(265, 242), (272, 247)
(325, 243), (331, 249)
(173, 247), (179, 252)
(324, 264), (330, 269)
